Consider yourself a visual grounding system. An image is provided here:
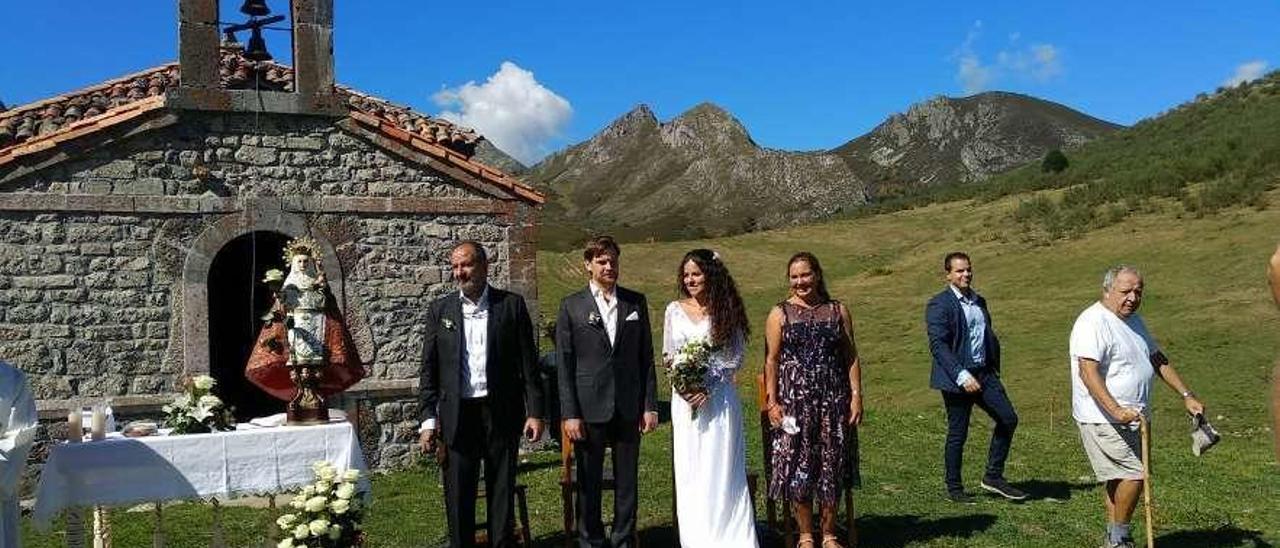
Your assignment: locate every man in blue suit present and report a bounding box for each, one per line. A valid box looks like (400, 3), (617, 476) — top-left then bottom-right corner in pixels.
(926, 252), (1026, 503)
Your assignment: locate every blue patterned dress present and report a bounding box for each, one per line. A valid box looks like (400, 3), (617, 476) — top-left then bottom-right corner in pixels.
(768, 300), (861, 504)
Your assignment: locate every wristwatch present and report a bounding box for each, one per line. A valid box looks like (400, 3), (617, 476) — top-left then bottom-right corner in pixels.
(1180, 390), (1196, 399)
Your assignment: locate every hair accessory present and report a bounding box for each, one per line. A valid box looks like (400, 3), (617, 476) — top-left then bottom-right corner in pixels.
(711, 250), (722, 262)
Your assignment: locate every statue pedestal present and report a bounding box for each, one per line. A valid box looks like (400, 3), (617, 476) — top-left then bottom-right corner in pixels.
(286, 362), (329, 426)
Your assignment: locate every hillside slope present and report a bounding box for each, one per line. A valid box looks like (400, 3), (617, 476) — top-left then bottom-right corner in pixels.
(854, 71), (1280, 239)
(537, 187), (1280, 546)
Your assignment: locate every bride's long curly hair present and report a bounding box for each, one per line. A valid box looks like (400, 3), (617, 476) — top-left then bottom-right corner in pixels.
(675, 249), (750, 345)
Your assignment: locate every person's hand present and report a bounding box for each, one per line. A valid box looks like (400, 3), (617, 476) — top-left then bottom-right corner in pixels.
(962, 377), (982, 393)
(523, 418), (545, 442)
(562, 418), (586, 442)
(418, 428), (437, 454)
(682, 391), (709, 411)
(1183, 396), (1205, 417)
(640, 411), (659, 434)
(848, 395), (863, 426)
(767, 403), (784, 428)
(1110, 406), (1141, 424)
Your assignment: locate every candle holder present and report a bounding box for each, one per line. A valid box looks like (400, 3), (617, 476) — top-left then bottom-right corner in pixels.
(66, 408), (83, 443)
(90, 405), (106, 441)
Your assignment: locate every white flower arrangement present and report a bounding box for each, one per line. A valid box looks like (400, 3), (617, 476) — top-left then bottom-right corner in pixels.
(275, 461), (364, 548)
(161, 375), (234, 434)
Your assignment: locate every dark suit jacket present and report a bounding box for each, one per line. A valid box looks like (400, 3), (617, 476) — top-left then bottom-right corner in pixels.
(925, 287), (1002, 393)
(555, 285), (658, 423)
(419, 286), (544, 445)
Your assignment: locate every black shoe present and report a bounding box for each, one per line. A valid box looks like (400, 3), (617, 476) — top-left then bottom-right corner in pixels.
(980, 477), (1028, 501)
(946, 489), (977, 504)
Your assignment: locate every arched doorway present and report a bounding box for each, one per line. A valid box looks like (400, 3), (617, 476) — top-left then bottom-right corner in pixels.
(207, 231), (291, 421)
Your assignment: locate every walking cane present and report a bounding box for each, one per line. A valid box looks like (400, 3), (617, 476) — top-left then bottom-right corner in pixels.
(1138, 415), (1154, 548)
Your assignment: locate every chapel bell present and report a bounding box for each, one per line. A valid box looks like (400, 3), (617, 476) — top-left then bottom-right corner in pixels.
(240, 0), (271, 17)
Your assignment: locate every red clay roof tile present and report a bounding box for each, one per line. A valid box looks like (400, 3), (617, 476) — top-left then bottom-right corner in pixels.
(0, 46), (543, 204)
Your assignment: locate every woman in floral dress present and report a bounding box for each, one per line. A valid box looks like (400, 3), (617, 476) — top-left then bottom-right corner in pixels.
(764, 252), (864, 548)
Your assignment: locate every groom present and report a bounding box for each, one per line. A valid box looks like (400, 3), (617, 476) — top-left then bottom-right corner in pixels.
(557, 236), (659, 548)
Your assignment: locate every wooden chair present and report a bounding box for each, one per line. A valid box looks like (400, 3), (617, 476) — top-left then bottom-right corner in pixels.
(471, 483), (532, 547)
(559, 429), (640, 548)
(437, 442), (533, 546)
(757, 373), (857, 548)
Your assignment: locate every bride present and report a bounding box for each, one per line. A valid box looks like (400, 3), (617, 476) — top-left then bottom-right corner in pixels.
(664, 249), (759, 547)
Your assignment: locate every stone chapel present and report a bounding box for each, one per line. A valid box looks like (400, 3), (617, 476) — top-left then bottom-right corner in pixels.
(0, 0), (543, 469)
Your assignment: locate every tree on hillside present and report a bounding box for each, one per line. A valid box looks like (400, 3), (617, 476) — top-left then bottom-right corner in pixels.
(1042, 149), (1069, 173)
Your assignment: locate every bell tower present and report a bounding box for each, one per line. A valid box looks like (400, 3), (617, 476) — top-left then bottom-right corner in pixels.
(171, 0), (344, 116)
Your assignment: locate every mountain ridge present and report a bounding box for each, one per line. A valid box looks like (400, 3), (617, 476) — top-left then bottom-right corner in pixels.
(523, 92), (1121, 247)
(832, 91), (1121, 197)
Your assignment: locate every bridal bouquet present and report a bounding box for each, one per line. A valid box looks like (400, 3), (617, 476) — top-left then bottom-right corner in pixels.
(161, 375), (235, 434)
(275, 461), (365, 548)
(665, 337), (714, 419)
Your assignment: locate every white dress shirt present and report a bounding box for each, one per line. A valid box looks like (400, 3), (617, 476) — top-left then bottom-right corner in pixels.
(423, 287), (490, 432)
(460, 286), (491, 399)
(590, 280), (618, 345)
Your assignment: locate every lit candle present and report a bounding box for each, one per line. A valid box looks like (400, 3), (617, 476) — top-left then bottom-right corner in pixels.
(91, 405), (106, 441)
(67, 408), (83, 443)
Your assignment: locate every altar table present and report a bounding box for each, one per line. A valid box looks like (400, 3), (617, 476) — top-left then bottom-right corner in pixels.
(33, 421), (367, 528)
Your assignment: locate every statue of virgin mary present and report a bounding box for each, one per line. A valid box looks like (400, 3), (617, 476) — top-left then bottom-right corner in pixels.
(245, 237), (365, 402)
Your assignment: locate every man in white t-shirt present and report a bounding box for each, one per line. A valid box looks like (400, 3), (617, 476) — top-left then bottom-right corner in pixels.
(1266, 244), (1280, 463)
(1069, 265), (1205, 548)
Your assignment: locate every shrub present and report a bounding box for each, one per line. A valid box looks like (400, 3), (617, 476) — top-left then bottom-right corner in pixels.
(1042, 149), (1069, 173)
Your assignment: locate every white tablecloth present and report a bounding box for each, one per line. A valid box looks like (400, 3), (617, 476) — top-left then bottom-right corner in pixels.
(33, 421), (367, 527)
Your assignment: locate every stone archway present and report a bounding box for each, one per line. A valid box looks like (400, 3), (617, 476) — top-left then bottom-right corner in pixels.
(206, 230), (291, 420)
(181, 208), (345, 379)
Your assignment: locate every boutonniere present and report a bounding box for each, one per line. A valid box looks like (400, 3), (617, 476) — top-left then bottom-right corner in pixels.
(441, 318), (455, 331)
(587, 311), (603, 328)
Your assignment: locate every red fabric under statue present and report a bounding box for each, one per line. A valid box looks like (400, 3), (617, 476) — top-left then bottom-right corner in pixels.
(245, 245), (365, 401)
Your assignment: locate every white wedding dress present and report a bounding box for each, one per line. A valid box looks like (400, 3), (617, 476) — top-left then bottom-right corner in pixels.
(664, 302), (759, 548)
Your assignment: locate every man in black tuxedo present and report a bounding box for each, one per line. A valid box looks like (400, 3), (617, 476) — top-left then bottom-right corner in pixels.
(556, 236), (658, 548)
(419, 241), (544, 548)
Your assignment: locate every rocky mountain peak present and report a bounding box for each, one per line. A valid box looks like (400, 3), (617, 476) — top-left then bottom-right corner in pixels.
(659, 102), (755, 151)
(835, 91), (1120, 184)
(601, 104), (659, 138)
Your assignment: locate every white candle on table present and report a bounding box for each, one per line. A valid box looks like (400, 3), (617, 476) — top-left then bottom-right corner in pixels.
(91, 405), (106, 441)
(67, 408), (83, 443)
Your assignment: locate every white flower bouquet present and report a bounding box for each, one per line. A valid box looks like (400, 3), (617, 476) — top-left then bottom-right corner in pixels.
(161, 375), (235, 434)
(664, 337), (714, 419)
(275, 461), (365, 548)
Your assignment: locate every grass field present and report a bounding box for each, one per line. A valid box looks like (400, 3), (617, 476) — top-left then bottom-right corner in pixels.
(22, 187), (1280, 547)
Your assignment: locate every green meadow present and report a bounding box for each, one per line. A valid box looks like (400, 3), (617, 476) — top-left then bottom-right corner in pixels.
(24, 187), (1280, 547)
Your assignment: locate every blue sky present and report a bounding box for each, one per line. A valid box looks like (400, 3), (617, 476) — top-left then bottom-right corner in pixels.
(1, 1), (1276, 164)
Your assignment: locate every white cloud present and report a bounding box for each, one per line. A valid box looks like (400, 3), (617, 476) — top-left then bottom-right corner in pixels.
(1029, 44), (1062, 81)
(434, 62), (572, 165)
(1223, 60), (1268, 88)
(954, 21), (992, 94)
(952, 23), (1063, 94)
